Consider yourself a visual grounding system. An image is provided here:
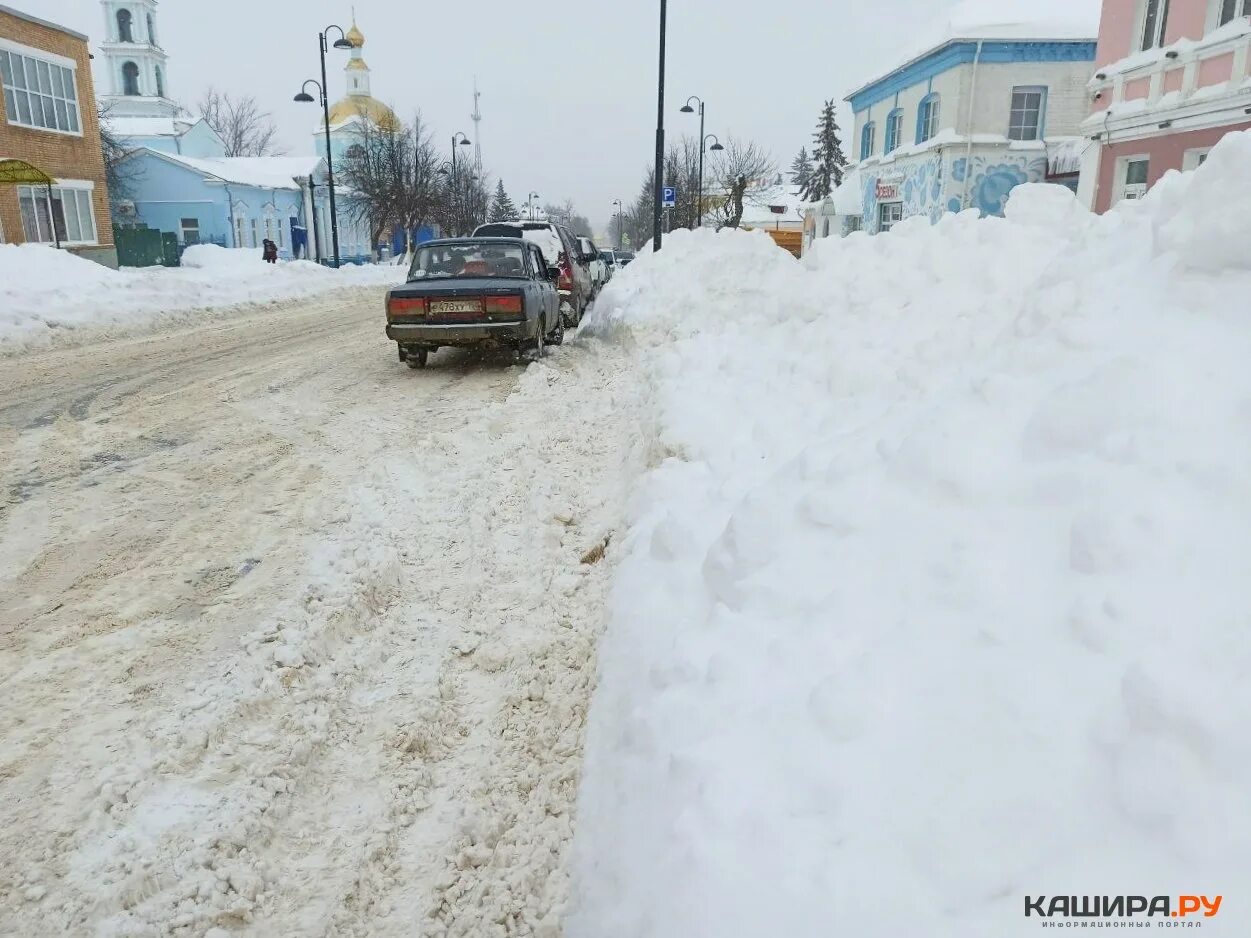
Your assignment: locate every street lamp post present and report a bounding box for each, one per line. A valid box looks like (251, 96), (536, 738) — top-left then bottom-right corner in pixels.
(612, 199), (623, 249)
(527, 192), (540, 221)
(293, 25), (352, 267)
(306, 176), (321, 263)
(702, 134), (725, 225)
(680, 96), (705, 228)
(448, 132), (473, 234)
(652, 0), (667, 252)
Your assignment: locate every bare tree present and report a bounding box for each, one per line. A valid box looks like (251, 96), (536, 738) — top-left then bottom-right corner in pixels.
(396, 112), (444, 252)
(663, 137), (702, 230)
(338, 108), (412, 256)
(440, 166), (490, 237)
(708, 137), (778, 229)
(544, 199), (592, 237)
(97, 101), (142, 205)
(197, 87), (283, 157)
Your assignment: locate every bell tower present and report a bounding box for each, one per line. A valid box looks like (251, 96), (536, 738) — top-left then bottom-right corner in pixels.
(99, 0), (178, 118)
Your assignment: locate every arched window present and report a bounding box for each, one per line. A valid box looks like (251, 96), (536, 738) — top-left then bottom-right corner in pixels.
(154, 65), (164, 98)
(860, 122), (876, 160)
(147, 13), (157, 44)
(122, 61), (140, 96)
(916, 94), (940, 144)
(884, 108), (903, 154)
(116, 9), (133, 42)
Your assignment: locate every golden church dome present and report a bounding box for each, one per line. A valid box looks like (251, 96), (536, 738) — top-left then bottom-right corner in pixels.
(327, 95), (399, 132)
(345, 23), (365, 47)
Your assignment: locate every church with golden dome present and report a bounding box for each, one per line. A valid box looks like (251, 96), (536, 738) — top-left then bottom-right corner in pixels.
(315, 16), (400, 162)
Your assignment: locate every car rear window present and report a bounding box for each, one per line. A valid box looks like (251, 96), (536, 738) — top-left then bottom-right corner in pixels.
(408, 242), (529, 280)
(473, 223), (564, 264)
(473, 224), (523, 239)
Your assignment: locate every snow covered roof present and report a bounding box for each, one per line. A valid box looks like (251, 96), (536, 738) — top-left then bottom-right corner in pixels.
(833, 167), (864, 216)
(143, 151), (326, 190)
(106, 116), (202, 139)
(738, 185), (810, 227)
(847, 0), (1099, 101)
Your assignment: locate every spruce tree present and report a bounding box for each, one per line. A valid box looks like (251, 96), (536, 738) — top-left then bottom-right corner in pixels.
(803, 100), (848, 202)
(489, 180), (519, 222)
(789, 147), (814, 192)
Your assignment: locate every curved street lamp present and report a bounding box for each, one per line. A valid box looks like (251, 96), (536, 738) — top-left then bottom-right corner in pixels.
(293, 23), (351, 267)
(681, 96), (706, 228)
(611, 198), (624, 249)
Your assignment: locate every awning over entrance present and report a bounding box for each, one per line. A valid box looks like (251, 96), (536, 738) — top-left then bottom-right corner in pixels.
(0, 158), (55, 185)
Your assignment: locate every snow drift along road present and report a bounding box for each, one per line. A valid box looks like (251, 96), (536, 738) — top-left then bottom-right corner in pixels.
(568, 131), (1251, 938)
(0, 243), (403, 357)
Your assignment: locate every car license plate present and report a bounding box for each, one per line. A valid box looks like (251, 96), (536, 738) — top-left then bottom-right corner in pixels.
(429, 300), (482, 314)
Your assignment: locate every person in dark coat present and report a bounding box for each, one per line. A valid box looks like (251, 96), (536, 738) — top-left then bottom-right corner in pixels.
(262, 239), (278, 264)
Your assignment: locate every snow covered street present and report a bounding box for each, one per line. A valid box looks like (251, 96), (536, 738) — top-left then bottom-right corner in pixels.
(0, 288), (646, 936)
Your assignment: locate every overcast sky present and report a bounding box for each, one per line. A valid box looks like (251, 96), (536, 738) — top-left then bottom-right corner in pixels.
(22, 0), (1051, 234)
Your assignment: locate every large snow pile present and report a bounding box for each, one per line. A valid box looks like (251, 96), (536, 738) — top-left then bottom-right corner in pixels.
(570, 131), (1251, 938)
(0, 245), (402, 356)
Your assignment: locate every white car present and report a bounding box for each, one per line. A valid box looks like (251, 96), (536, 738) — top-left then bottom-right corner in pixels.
(577, 237), (607, 297)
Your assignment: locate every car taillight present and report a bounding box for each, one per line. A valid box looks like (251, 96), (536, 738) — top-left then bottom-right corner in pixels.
(484, 295), (523, 316)
(388, 296), (426, 318)
(557, 253), (573, 291)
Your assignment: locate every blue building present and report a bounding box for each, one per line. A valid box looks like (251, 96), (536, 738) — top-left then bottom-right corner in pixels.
(828, 20), (1098, 236)
(114, 149), (373, 263)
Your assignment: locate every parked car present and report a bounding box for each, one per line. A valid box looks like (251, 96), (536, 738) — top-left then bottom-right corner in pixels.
(616, 250), (636, 267)
(598, 248), (618, 280)
(472, 220), (592, 328)
(578, 237), (607, 294)
(385, 238), (562, 368)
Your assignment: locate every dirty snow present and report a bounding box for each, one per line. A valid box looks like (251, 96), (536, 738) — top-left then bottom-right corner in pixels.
(0, 292), (645, 937)
(0, 243), (403, 357)
(568, 132), (1251, 937)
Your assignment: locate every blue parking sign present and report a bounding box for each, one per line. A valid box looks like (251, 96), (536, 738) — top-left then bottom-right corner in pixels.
(662, 186), (677, 207)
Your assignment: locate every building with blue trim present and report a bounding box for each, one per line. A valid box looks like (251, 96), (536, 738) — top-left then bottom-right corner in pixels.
(112, 149), (374, 263)
(823, 24), (1097, 237)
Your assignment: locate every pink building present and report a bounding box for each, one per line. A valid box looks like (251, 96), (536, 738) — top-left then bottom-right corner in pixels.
(1079, 0), (1251, 211)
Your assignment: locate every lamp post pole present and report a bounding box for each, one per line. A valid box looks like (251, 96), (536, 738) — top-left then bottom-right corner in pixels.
(528, 191), (540, 221)
(450, 132), (472, 234)
(682, 97), (706, 228)
(652, 0), (667, 252)
(307, 176), (321, 263)
(612, 199), (623, 249)
(295, 26), (350, 267)
(318, 27), (349, 266)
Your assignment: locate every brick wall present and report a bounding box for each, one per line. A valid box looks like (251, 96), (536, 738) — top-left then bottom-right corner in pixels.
(0, 6), (115, 263)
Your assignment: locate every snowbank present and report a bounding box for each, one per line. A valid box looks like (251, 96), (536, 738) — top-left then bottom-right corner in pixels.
(570, 131), (1251, 937)
(0, 245), (403, 356)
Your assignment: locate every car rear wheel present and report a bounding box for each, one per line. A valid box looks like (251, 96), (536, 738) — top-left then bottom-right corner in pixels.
(545, 312), (564, 346)
(406, 348), (429, 369)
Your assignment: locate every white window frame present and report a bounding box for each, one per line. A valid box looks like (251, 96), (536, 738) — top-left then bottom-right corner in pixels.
(884, 109), (903, 154)
(1182, 147), (1211, 171)
(0, 40), (83, 137)
(1008, 86), (1047, 141)
(917, 95), (940, 144)
(860, 121), (876, 159)
(1210, 0), (1251, 30)
(1137, 0), (1171, 51)
(16, 180), (98, 246)
(878, 201), (903, 232)
(1115, 155), (1151, 203)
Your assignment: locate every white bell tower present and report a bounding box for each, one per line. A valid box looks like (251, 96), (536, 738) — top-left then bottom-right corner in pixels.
(99, 0), (178, 118)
